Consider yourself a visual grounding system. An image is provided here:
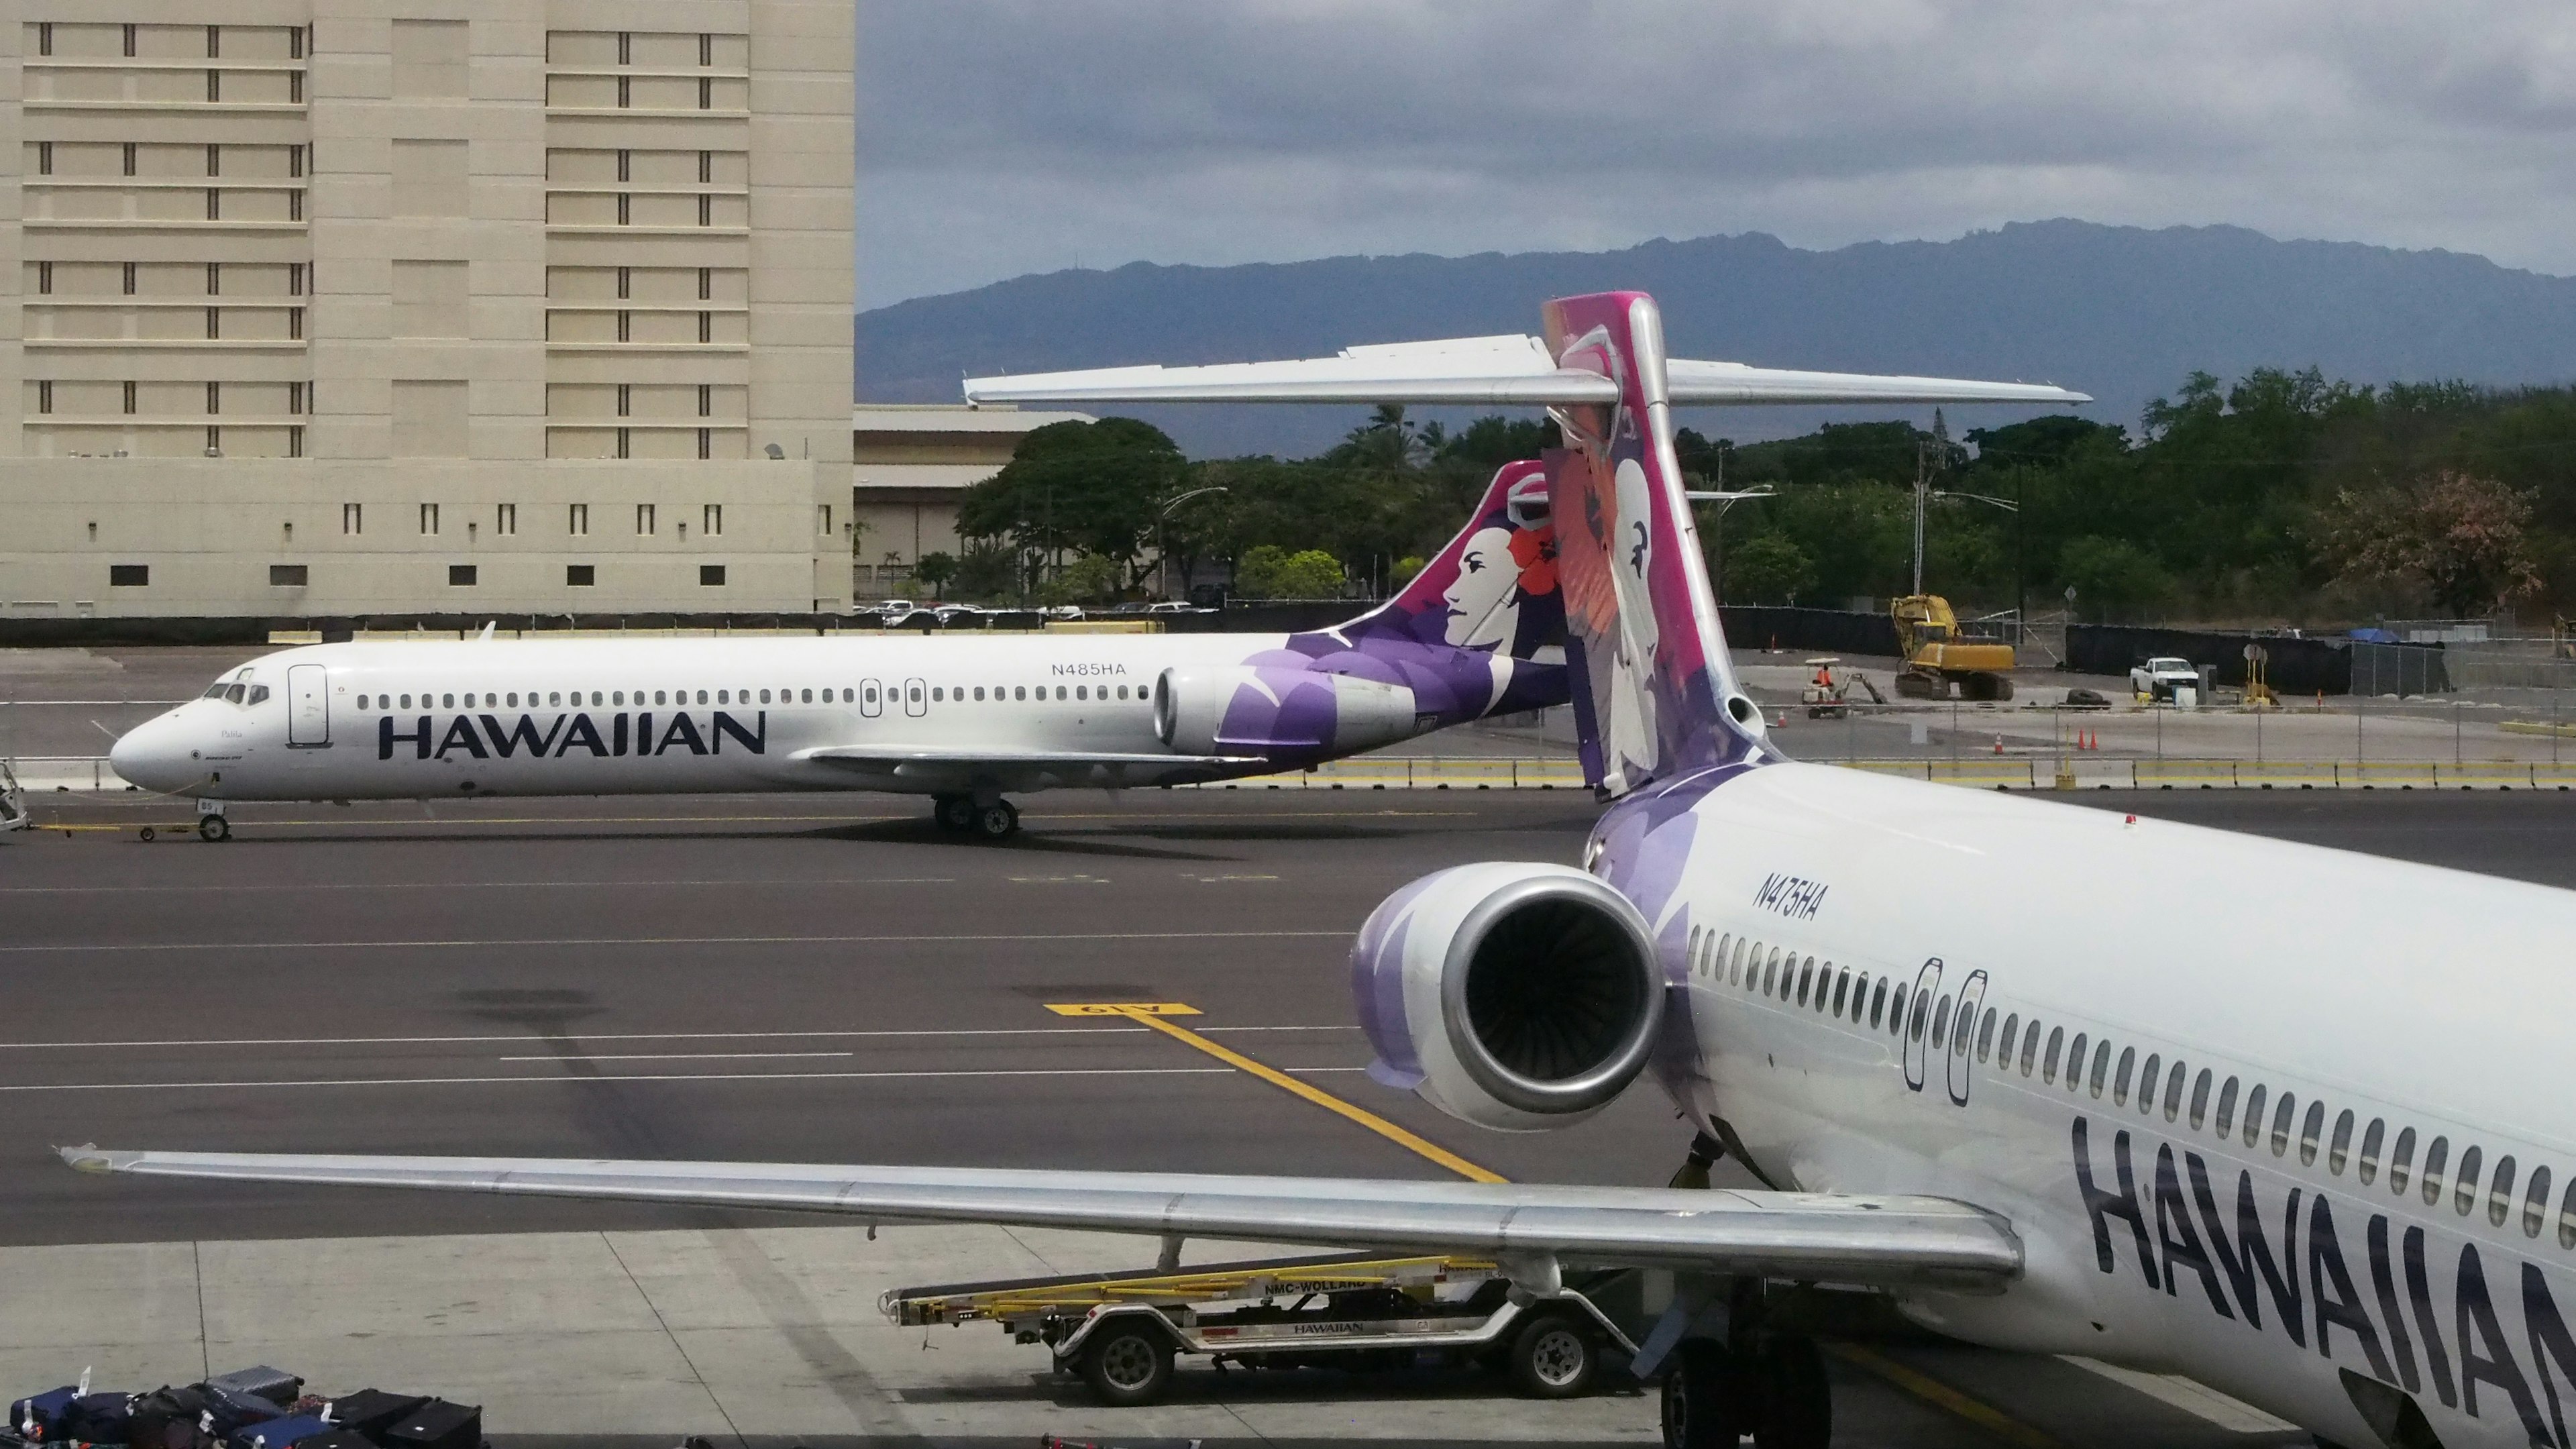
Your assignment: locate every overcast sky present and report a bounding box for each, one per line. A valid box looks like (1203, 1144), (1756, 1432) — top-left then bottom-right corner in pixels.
(857, 0), (2576, 307)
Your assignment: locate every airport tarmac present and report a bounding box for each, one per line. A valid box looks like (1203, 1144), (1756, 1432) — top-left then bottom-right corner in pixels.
(8, 786), (2566, 1446)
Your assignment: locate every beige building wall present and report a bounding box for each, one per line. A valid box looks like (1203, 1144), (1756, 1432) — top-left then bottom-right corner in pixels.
(0, 0), (854, 616)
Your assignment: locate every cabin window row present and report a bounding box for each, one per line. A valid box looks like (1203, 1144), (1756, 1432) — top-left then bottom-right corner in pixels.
(1981, 1009), (2576, 1250)
(348, 683), (1152, 710)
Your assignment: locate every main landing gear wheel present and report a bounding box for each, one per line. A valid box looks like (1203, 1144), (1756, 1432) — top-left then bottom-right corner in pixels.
(1077, 1320), (1174, 1407)
(197, 815), (231, 843)
(1661, 1340), (1746, 1449)
(1509, 1312), (1599, 1399)
(932, 794), (976, 833)
(1754, 1336), (1833, 1449)
(973, 800), (1019, 840)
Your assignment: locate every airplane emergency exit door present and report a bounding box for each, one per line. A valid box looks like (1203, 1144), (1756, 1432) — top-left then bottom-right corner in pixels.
(286, 664), (331, 747)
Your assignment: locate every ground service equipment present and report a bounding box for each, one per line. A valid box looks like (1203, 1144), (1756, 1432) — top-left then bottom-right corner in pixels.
(881, 1252), (1636, 1407)
(1890, 595), (2015, 700)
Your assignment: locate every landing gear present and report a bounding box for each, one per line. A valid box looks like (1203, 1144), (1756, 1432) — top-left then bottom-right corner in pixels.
(1659, 1329), (1829, 1449)
(973, 800), (1019, 840)
(932, 794), (977, 833)
(1506, 1312), (1599, 1399)
(195, 800), (231, 843)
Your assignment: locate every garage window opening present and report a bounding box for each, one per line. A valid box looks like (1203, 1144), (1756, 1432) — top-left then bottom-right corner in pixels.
(109, 564), (150, 586)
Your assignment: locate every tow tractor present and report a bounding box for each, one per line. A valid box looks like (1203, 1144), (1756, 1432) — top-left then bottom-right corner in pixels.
(0, 761), (28, 833)
(881, 1251), (1638, 1407)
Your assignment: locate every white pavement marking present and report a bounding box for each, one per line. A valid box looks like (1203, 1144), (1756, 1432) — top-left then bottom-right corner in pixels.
(2058, 1355), (2300, 1432)
(0, 928), (1350, 954)
(0, 1024), (1355, 1051)
(1, 1065), (1368, 1092)
(0, 877), (961, 894)
(494, 1051), (859, 1062)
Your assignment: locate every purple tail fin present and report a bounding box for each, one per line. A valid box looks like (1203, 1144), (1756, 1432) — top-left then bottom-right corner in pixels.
(1327, 460), (1562, 661)
(1541, 292), (1768, 796)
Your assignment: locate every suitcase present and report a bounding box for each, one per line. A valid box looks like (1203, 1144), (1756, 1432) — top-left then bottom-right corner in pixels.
(309, 1395), (423, 1445)
(373, 1403), (478, 1449)
(9, 1391), (77, 1440)
(195, 1389), (277, 1438)
(60, 1393), (136, 1445)
(200, 1375), (299, 1413)
(223, 1416), (331, 1449)
(284, 1432), (369, 1449)
(125, 1389), (215, 1449)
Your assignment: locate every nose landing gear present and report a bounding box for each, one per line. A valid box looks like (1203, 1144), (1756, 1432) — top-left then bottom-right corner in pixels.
(195, 800), (231, 843)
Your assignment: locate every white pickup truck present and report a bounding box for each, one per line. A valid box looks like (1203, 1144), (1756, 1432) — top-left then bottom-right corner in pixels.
(2131, 656), (2201, 700)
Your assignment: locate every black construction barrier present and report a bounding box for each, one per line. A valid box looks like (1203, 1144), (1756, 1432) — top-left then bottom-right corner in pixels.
(1717, 606), (1904, 657)
(2063, 624), (2363, 696)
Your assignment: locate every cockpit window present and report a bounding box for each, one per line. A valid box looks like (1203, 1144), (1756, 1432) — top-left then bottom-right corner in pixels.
(225, 684), (248, 704)
(204, 682), (231, 698)
(246, 685), (270, 706)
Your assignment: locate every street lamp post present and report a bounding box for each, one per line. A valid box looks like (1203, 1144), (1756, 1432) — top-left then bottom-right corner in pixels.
(1157, 486), (1228, 602)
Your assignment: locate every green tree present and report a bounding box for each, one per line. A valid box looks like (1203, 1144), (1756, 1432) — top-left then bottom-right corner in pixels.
(949, 541), (1020, 602)
(912, 551), (957, 600)
(957, 417), (1187, 589)
(1036, 553), (1127, 606)
(1724, 533), (1817, 605)
(1236, 545), (1346, 599)
(2057, 535), (2170, 622)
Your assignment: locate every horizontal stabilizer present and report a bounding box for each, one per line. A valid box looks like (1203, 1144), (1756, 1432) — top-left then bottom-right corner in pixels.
(58, 1148), (2021, 1291)
(964, 334), (2086, 409)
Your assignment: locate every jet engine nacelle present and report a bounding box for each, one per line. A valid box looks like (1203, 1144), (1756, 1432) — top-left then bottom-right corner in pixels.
(1351, 861), (1664, 1132)
(1154, 665), (1419, 757)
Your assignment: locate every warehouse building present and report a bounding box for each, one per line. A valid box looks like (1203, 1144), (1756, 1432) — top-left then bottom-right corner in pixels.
(0, 0), (855, 618)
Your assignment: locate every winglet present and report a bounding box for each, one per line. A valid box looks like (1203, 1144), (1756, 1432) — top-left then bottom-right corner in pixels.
(58, 1144), (132, 1174)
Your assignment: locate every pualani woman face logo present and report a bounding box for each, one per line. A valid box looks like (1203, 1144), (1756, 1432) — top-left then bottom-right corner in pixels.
(1440, 478), (1558, 652)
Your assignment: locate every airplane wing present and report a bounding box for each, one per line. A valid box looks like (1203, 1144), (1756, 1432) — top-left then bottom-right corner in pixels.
(58, 1149), (2019, 1293)
(961, 335), (2088, 409)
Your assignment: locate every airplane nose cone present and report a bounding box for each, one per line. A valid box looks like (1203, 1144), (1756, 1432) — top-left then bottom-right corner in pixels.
(110, 712), (192, 793)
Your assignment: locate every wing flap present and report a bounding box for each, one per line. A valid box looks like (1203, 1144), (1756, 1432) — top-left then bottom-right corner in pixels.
(796, 746), (1263, 768)
(961, 335), (2086, 410)
(60, 1149), (2019, 1290)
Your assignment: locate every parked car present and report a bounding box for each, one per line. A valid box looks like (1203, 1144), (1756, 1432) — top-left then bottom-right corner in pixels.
(2130, 656), (2200, 700)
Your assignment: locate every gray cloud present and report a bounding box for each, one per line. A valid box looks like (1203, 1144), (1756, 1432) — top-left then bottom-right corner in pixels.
(859, 0), (2576, 303)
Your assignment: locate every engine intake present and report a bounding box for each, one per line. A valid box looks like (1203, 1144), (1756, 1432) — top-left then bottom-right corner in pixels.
(1155, 665), (1419, 757)
(1352, 862), (1663, 1132)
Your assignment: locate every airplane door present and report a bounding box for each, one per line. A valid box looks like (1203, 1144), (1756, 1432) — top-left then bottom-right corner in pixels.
(1900, 958), (1942, 1093)
(859, 679), (882, 718)
(1946, 969), (1988, 1106)
(286, 664), (330, 747)
(903, 677), (926, 718)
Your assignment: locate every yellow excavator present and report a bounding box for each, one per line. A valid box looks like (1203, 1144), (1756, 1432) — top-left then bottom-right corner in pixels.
(1891, 594), (2015, 701)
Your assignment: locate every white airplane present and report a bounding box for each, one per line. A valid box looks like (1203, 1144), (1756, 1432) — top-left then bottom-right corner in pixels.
(75, 296), (2561, 1449)
(105, 469), (1574, 841)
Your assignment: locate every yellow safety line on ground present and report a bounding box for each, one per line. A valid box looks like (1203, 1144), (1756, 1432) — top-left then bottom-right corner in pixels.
(1051, 1001), (1506, 1184)
(1825, 1342), (2067, 1449)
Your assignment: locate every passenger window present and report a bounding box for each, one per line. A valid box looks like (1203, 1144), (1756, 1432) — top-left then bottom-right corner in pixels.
(1930, 996), (1952, 1051)
(2421, 1136), (2449, 1205)
(2090, 1039), (2112, 1098)
(2328, 1111), (2354, 1175)
(1870, 979), (1887, 1026)
(2270, 1093), (2296, 1158)
(2113, 1048), (2136, 1106)
(2390, 1127), (2417, 1195)
(443, 693), (456, 708)
(2490, 1156), (2517, 1228)
(2188, 1069), (2212, 1129)
(1831, 969), (1850, 1016)
(2241, 1085), (2266, 1147)
(2064, 1032), (2086, 1089)
(755, 689), (769, 704)
(1015, 686), (1026, 700)
(1977, 1008), (1996, 1063)
(2134, 1053), (2157, 1112)
(696, 690), (709, 704)
(1911, 991), (1932, 1043)
(1998, 1014), (2019, 1066)
(2358, 1119), (2385, 1185)
(1796, 960), (1813, 1006)
(2164, 1061), (2186, 1122)
(2041, 1026), (2062, 1081)
(2299, 1101), (2324, 1166)
(2455, 1146), (2483, 1216)
(2526, 1167), (2553, 1239)
(801, 688), (812, 704)
(1057, 686), (1067, 700)
(654, 691), (667, 705)
(2559, 1177), (2576, 1250)
(2215, 1077), (2239, 1135)
(1730, 938), (1749, 986)
(2021, 1020), (2042, 1076)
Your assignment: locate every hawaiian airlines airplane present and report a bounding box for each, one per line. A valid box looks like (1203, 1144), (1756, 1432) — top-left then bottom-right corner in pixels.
(105, 470), (1571, 841)
(72, 295), (2561, 1449)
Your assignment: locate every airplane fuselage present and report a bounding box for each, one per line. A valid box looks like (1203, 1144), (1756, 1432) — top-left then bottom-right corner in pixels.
(1623, 761), (2576, 1448)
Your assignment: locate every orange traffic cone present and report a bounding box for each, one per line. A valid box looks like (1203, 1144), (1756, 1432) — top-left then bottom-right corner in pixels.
(1993, 735), (2004, 755)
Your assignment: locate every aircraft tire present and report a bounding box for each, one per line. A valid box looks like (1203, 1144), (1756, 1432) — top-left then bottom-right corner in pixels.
(973, 801), (1018, 840)
(1507, 1312), (1597, 1399)
(1660, 1340), (1741, 1449)
(1753, 1335), (1831, 1449)
(933, 794), (975, 832)
(198, 816), (231, 843)
(1078, 1320), (1174, 1407)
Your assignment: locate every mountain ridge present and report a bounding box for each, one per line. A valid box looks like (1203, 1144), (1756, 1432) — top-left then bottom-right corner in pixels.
(855, 220), (2576, 457)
